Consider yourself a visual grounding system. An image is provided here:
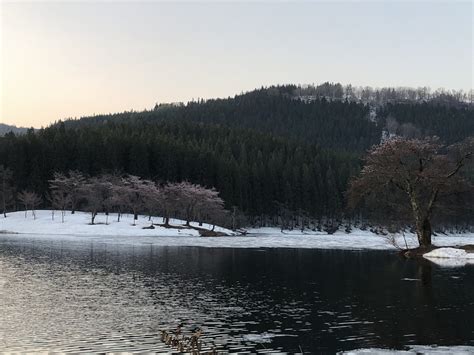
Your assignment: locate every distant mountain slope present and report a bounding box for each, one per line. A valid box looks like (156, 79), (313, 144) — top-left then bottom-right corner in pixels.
(61, 85), (473, 152)
(62, 87), (382, 153)
(0, 123), (28, 136)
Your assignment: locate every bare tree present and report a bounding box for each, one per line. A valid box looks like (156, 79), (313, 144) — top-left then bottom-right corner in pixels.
(100, 172), (127, 222)
(17, 190), (42, 219)
(142, 182), (162, 222)
(67, 170), (87, 214)
(49, 172), (72, 222)
(18, 191), (30, 218)
(121, 175), (148, 225)
(161, 182), (181, 226)
(49, 171), (87, 214)
(110, 183), (127, 222)
(348, 137), (473, 248)
(80, 176), (114, 225)
(97, 174), (121, 225)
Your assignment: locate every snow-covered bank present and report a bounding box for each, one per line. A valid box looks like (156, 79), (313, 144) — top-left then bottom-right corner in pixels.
(245, 227), (474, 251)
(2, 211), (474, 255)
(0, 210), (235, 237)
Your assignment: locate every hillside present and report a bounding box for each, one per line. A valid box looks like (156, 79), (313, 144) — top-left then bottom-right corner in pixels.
(1, 84), (473, 226)
(61, 85), (474, 150)
(62, 87), (381, 153)
(0, 123), (28, 136)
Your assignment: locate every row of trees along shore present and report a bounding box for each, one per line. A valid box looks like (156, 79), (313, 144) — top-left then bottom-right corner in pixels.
(1, 135), (473, 248)
(1, 168), (234, 230)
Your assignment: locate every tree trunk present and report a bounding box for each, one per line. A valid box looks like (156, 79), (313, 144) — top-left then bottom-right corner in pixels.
(91, 211), (97, 225)
(416, 217), (432, 247)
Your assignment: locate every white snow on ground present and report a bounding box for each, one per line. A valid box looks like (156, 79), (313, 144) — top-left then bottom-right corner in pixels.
(423, 247), (474, 259)
(423, 247), (474, 267)
(341, 345), (474, 354)
(0, 210), (235, 237)
(1, 211), (474, 254)
(409, 345), (474, 354)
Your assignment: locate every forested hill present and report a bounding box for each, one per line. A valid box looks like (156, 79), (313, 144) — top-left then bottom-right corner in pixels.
(1, 84), (473, 224)
(0, 123), (28, 136)
(0, 121), (358, 219)
(62, 87), (380, 153)
(377, 103), (474, 144)
(61, 85), (473, 151)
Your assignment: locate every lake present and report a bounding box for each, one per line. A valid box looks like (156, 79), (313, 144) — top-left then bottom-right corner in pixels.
(0, 235), (473, 353)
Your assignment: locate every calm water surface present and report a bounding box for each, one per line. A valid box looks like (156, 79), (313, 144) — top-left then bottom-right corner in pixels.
(0, 235), (473, 353)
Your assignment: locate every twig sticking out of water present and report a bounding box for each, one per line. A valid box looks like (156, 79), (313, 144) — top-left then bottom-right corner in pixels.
(160, 325), (217, 354)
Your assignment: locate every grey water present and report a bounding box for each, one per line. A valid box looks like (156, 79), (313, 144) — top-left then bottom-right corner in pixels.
(0, 236), (473, 353)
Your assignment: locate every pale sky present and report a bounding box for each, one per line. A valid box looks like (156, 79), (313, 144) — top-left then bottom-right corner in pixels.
(1, 1), (472, 128)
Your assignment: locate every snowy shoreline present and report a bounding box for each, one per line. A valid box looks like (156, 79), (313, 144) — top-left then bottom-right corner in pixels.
(0, 210), (235, 237)
(1, 210), (474, 253)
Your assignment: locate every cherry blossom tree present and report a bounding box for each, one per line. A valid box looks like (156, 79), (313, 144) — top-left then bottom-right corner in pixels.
(195, 187), (226, 230)
(48, 172), (72, 222)
(161, 182), (181, 226)
(121, 175), (149, 225)
(348, 137), (473, 248)
(165, 181), (227, 227)
(141, 182), (163, 222)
